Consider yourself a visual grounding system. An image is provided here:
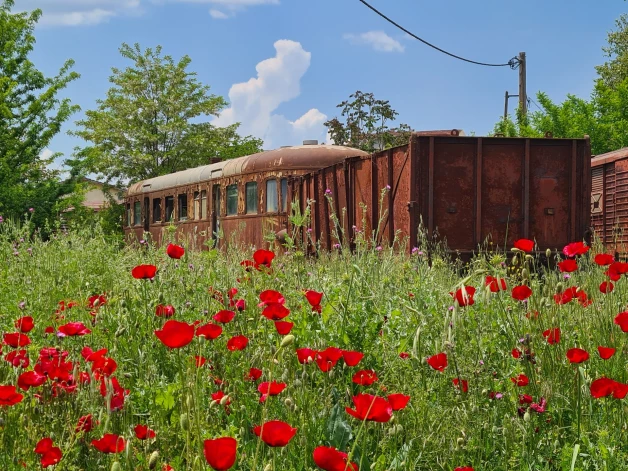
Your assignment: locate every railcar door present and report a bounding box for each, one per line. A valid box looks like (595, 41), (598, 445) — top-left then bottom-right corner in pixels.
(143, 197), (150, 232)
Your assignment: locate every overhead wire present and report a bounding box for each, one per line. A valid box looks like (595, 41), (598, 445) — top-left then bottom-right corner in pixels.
(358, 0), (520, 69)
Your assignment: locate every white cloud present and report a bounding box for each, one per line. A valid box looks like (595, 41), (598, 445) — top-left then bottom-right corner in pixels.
(174, 0), (277, 18)
(209, 8), (228, 18)
(18, 0), (142, 26)
(343, 31), (405, 53)
(39, 148), (54, 161)
(213, 39), (328, 149)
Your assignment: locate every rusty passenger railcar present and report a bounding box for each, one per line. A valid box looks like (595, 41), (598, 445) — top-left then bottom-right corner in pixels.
(590, 147), (628, 256)
(291, 133), (592, 256)
(124, 144), (368, 248)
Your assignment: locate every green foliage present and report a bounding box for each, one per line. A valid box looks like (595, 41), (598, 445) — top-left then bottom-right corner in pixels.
(596, 13), (628, 89)
(70, 43), (263, 185)
(324, 91), (412, 152)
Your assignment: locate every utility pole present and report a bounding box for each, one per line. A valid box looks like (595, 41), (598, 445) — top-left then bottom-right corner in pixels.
(503, 91), (519, 121)
(518, 52), (527, 119)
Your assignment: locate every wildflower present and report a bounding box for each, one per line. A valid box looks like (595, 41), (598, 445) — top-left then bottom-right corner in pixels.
(274, 321), (294, 335)
(399, 352), (410, 359)
(557, 259), (578, 273)
(29, 207), (34, 213)
(598, 346), (616, 360)
(58, 322), (92, 337)
(566, 348), (589, 363)
(134, 424), (156, 440)
(452, 378), (469, 393)
(253, 420), (298, 447)
(352, 369), (378, 386)
(3, 332), (31, 348)
(17, 371), (46, 391)
(594, 253), (614, 266)
(154, 320), (195, 348)
(542, 328), (561, 345)
(296, 348), (317, 364)
(387, 393), (410, 410)
(253, 249), (275, 269)
(485, 276), (507, 292)
(195, 323), (222, 340)
(261, 303), (290, 321)
(34, 438), (62, 468)
(511, 285), (532, 301)
(313, 446), (358, 471)
(131, 264), (157, 279)
(203, 437), (237, 470)
(246, 368), (263, 381)
(324, 189), (332, 196)
(426, 352), (447, 372)
(450, 286), (476, 307)
(258, 381), (286, 402)
(341, 350), (364, 367)
(226, 335), (249, 351)
(213, 310), (236, 323)
(510, 374), (529, 387)
(304, 290), (323, 313)
(155, 304), (176, 317)
(91, 434), (126, 453)
(0, 385), (24, 406)
(345, 393), (393, 422)
(14, 316), (34, 333)
(315, 347), (343, 372)
(600, 281), (614, 294)
(166, 243), (185, 259)
(259, 290), (285, 306)
(514, 239), (534, 252)
(76, 415), (93, 433)
(563, 242), (590, 258)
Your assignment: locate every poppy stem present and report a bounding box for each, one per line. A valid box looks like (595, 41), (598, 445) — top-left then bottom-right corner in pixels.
(576, 367), (581, 441)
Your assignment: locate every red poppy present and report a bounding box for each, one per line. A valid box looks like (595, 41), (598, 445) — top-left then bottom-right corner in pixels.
(614, 311), (628, 332)
(485, 276), (507, 293)
(557, 259), (578, 273)
(17, 371), (46, 391)
(58, 322), (92, 337)
(76, 414), (93, 433)
(213, 310), (236, 324)
(399, 352), (410, 359)
(387, 393), (411, 410)
(514, 239), (534, 252)
(605, 261), (628, 281)
(590, 377), (620, 398)
(452, 378), (469, 393)
(598, 346), (616, 360)
(88, 294), (107, 308)
(259, 290), (285, 306)
(511, 348), (522, 359)
(261, 303), (290, 321)
(246, 368), (263, 381)
(600, 281), (614, 294)
(156, 304), (176, 317)
(211, 390), (231, 405)
(166, 243), (185, 259)
(3, 332), (31, 348)
(563, 241), (590, 258)
(296, 348), (317, 364)
(5, 349), (29, 368)
(454, 468), (474, 471)
(203, 437), (237, 470)
(154, 320), (195, 348)
(511, 285), (532, 301)
(258, 381), (286, 402)
(194, 356), (208, 368)
(91, 433), (126, 453)
(196, 322), (223, 340)
(566, 348), (589, 364)
(253, 249), (275, 269)
(14, 316), (34, 333)
(0, 385), (24, 406)
(342, 350), (364, 367)
(426, 352), (447, 372)
(305, 290), (323, 307)
(227, 335), (248, 351)
(543, 328), (561, 345)
(131, 264), (157, 279)
(274, 321), (294, 335)
(313, 446), (358, 471)
(253, 420), (297, 447)
(450, 286), (476, 307)
(234, 299), (245, 311)
(315, 347), (343, 372)
(134, 424), (156, 440)
(35, 437), (53, 454)
(345, 393), (393, 422)
(352, 369), (378, 386)
(519, 394), (533, 404)
(510, 374), (529, 387)
(594, 253), (614, 266)
(35, 438), (63, 468)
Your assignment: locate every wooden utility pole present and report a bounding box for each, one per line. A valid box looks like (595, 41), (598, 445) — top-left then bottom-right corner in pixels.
(518, 52), (527, 119)
(503, 91), (519, 121)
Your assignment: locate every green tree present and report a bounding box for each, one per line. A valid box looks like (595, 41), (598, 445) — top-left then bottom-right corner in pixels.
(596, 13), (628, 88)
(70, 43), (263, 185)
(324, 91), (412, 152)
(0, 0), (80, 228)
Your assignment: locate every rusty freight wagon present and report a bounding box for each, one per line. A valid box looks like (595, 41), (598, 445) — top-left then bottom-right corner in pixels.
(591, 147), (628, 257)
(290, 133), (592, 256)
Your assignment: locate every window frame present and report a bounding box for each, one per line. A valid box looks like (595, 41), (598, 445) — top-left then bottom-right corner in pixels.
(193, 191), (200, 220)
(265, 178), (278, 213)
(280, 178), (288, 213)
(245, 181), (258, 215)
(133, 201), (142, 226)
(126, 203), (131, 227)
(152, 197), (162, 223)
(201, 190), (208, 219)
(164, 196), (174, 222)
(178, 193), (188, 221)
(226, 184), (238, 216)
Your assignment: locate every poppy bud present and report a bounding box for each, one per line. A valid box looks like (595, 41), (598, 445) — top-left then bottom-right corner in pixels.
(512, 255), (519, 266)
(115, 326), (126, 338)
(111, 462), (122, 471)
(280, 334), (295, 348)
(149, 450), (160, 469)
(264, 464), (272, 471)
(523, 411), (531, 422)
(511, 248), (521, 253)
(457, 437), (464, 446)
(93, 298), (101, 308)
(180, 413), (189, 431)
(301, 371), (308, 380)
(525, 255), (534, 261)
(186, 395), (193, 409)
(220, 395), (230, 406)
(546, 248), (552, 258)
(0, 417), (4, 427)
(492, 426), (499, 434)
(284, 398), (294, 408)
(294, 379), (302, 387)
(555, 283), (564, 294)
(210, 400), (218, 408)
(521, 268), (530, 280)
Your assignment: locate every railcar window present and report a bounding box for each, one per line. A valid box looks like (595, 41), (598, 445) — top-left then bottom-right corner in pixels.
(201, 190), (207, 219)
(246, 182), (258, 214)
(153, 198), (161, 223)
(133, 201), (141, 226)
(193, 191), (200, 220)
(126, 203), (131, 227)
(178, 194), (188, 221)
(227, 184), (238, 216)
(165, 196), (174, 222)
(266, 179), (278, 213)
(280, 178), (288, 212)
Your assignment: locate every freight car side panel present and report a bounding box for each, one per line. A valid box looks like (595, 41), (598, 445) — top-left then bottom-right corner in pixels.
(614, 159), (628, 249)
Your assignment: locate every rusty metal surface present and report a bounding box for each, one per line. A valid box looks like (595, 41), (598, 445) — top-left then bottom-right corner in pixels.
(591, 147), (628, 167)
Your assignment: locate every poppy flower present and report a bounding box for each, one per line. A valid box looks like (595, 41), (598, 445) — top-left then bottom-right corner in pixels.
(352, 369), (378, 386)
(590, 377), (619, 398)
(514, 239), (534, 252)
(227, 335), (248, 351)
(88, 294), (107, 308)
(261, 303), (290, 321)
(511, 285), (532, 301)
(194, 356), (208, 368)
(166, 243), (185, 259)
(154, 320), (195, 348)
(213, 310), (236, 324)
(134, 424), (156, 440)
(246, 368), (263, 381)
(426, 352), (447, 372)
(614, 311), (628, 332)
(234, 299), (246, 311)
(485, 276), (507, 292)
(203, 437), (237, 470)
(5, 349), (29, 368)
(600, 281), (614, 294)
(511, 348), (522, 359)
(454, 468), (474, 471)
(3, 332), (31, 348)
(605, 261), (628, 281)
(598, 346), (616, 360)
(91, 433), (126, 453)
(399, 352), (410, 359)
(58, 322), (92, 337)
(566, 348), (589, 363)
(253, 420), (297, 447)
(257, 381), (286, 396)
(196, 322), (223, 340)
(594, 253), (614, 266)
(155, 304), (176, 317)
(557, 259), (578, 273)
(40, 447), (62, 468)
(304, 290), (324, 311)
(345, 393), (393, 422)
(315, 347), (343, 372)
(563, 242), (590, 258)
(253, 249), (275, 269)
(211, 390), (231, 405)
(17, 371), (46, 391)
(510, 374), (529, 387)
(35, 438), (54, 454)
(274, 321), (294, 335)
(387, 393), (410, 410)
(14, 316), (34, 333)
(452, 378), (468, 393)
(296, 348), (317, 364)
(313, 446), (358, 471)
(543, 328), (561, 345)
(131, 264), (157, 279)
(519, 394), (533, 404)
(76, 414), (93, 433)
(450, 286), (476, 307)
(530, 397), (547, 413)
(259, 290), (285, 306)
(0, 385), (24, 406)
(341, 350), (364, 367)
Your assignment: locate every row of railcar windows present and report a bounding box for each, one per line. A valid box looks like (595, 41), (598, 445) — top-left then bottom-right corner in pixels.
(126, 178), (288, 227)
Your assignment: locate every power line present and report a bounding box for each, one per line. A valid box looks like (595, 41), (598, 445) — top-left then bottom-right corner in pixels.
(358, 0), (520, 69)
(528, 98), (543, 112)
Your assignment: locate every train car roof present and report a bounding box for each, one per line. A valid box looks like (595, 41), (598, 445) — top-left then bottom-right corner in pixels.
(126, 144), (368, 197)
(591, 147), (628, 167)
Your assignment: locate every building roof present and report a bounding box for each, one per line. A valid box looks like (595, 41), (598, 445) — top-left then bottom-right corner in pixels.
(591, 147), (628, 167)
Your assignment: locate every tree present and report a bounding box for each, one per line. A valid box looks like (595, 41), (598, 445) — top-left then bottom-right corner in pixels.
(70, 43), (263, 185)
(596, 14), (628, 89)
(0, 0), (80, 228)
(324, 91), (412, 153)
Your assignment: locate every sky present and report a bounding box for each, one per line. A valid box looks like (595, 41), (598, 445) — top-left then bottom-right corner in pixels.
(17, 0), (628, 173)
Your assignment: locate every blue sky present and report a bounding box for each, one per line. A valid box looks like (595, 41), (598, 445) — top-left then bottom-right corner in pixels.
(20, 0), (627, 170)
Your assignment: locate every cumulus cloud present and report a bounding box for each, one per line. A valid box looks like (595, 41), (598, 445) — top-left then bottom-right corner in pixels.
(175, 0), (278, 19)
(213, 39), (328, 149)
(18, 0), (142, 26)
(343, 31), (405, 53)
(209, 8), (229, 18)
